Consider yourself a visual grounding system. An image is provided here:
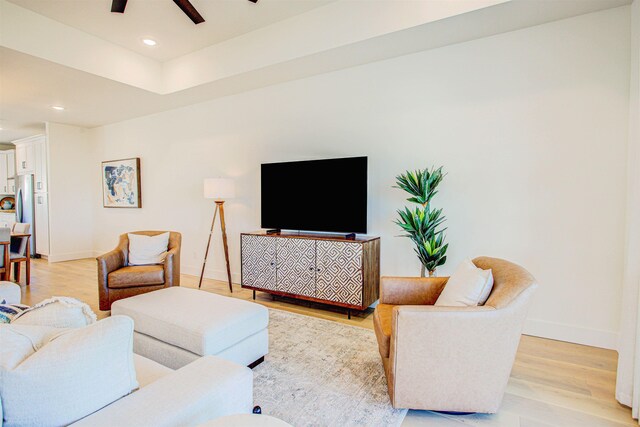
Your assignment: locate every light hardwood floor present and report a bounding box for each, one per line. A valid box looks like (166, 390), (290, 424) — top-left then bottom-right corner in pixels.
(17, 258), (635, 427)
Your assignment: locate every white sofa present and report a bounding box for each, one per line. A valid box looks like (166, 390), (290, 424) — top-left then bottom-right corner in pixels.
(0, 313), (253, 426)
(72, 354), (253, 427)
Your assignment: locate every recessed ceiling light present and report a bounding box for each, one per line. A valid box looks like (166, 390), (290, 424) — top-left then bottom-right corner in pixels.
(52, 105), (65, 111)
(142, 38), (157, 46)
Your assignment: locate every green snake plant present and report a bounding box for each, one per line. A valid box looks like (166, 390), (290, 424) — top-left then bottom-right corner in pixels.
(394, 167), (448, 277)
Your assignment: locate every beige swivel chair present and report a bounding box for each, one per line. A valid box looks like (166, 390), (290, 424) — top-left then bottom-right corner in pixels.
(96, 231), (181, 311)
(373, 256), (538, 413)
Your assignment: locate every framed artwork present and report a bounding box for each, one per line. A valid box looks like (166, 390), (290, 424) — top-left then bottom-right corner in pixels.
(102, 158), (142, 208)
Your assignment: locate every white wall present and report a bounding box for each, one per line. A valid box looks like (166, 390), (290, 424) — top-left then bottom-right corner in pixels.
(47, 122), (95, 262)
(617, 0), (640, 410)
(88, 7), (630, 349)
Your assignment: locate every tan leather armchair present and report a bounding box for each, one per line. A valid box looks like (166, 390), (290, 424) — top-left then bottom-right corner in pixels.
(373, 256), (538, 413)
(97, 231), (181, 311)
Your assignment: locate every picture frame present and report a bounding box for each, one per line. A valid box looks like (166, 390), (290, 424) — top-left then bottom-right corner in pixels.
(102, 157), (142, 208)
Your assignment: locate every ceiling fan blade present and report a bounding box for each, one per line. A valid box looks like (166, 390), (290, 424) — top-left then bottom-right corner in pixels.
(173, 0), (205, 24)
(248, 0), (258, 3)
(111, 0), (127, 13)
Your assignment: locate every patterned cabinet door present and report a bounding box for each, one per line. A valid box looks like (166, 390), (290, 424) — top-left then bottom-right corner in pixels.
(275, 238), (316, 297)
(316, 241), (363, 306)
(241, 235), (276, 290)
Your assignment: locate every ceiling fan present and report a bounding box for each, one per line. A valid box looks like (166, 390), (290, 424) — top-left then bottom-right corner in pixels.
(110, 0), (258, 25)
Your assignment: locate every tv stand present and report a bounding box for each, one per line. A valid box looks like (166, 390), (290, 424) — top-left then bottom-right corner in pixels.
(241, 231), (380, 316)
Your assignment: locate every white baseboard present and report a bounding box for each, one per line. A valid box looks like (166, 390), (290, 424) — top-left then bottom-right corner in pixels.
(616, 391), (632, 408)
(523, 318), (619, 350)
(48, 251), (97, 263)
(181, 263), (242, 285)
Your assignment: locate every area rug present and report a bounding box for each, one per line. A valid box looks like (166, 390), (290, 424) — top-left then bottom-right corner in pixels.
(253, 309), (407, 427)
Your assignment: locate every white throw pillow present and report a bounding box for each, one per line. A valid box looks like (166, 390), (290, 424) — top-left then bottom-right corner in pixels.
(435, 259), (494, 307)
(128, 232), (170, 265)
(12, 297), (97, 328)
(0, 316), (139, 426)
(0, 324), (66, 370)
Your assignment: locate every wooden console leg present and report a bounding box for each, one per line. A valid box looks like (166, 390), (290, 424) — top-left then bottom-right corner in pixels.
(348, 308), (351, 320)
(253, 290), (256, 300)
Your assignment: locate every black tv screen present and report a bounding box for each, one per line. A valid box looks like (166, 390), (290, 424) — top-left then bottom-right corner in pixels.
(261, 157), (367, 233)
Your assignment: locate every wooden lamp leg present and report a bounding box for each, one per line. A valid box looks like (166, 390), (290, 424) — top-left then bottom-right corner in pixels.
(198, 203), (219, 289)
(218, 201), (233, 293)
(198, 201), (233, 293)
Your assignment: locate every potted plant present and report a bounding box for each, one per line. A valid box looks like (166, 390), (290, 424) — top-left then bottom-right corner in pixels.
(394, 167), (448, 277)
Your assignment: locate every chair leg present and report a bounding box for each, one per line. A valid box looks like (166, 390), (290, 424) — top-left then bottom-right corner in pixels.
(14, 263), (20, 284)
(26, 259), (30, 286)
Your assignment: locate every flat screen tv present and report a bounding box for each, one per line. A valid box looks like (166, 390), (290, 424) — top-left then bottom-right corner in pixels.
(261, 156), (367, 234)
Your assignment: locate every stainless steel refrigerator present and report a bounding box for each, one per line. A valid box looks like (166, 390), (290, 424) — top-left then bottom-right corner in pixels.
(15, 174), (36, 257)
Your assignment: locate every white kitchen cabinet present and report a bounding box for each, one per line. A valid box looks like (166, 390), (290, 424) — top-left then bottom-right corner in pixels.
(33, 139), (47, 192)
(7, 150), (15, 178)
(6, 178), (15, 195)
(0, 150), (16, 195)
(35, 193), (49, 256)
(0, 152), (7, 195)
(14, 137), (37, 176)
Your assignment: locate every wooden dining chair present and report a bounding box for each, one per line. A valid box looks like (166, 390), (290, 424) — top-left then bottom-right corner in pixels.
(10, 223), (31, 285)
(0, 227), (11, 282)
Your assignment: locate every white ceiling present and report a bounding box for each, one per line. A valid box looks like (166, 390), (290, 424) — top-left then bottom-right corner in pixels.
(0, 47), (163, 130)
(0, 119), (44, 143)
(0, 0), (632, 142)
(8, 0), (334, 61)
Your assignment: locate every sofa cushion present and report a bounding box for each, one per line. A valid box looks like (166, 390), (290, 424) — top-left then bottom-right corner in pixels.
(12, 296), (97, 328)
(373, 303), (394, 358)
(108, 265), (165, 288)
(435, 259), (494, 307)
(0, 316), (138, 426)
(71, 356), (253, 427)
(128, 232), (170, 266)
(111, 287), (269, 356)
(133, 354), (173, 388)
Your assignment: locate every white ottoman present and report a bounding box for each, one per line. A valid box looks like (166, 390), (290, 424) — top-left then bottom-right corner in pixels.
(0, 281), (21, 305)
(111, 287), (268, 370)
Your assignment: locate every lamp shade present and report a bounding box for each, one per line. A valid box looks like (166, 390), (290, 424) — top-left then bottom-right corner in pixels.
(204, 178), (235, 200)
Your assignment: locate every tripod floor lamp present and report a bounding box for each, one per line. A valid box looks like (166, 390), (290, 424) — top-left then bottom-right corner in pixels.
(199, 178), (235, 292)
